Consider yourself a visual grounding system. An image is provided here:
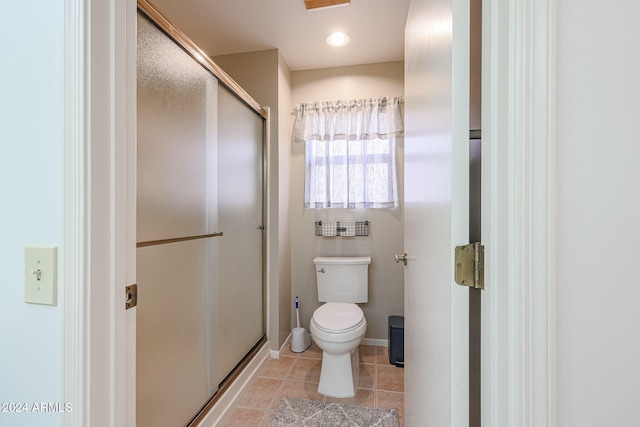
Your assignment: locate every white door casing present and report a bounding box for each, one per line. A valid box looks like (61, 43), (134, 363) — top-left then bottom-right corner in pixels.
(405, 0), (556, 425)
(403, 0), (470, 425)
(62, 0), (137, 425)
(481, 0), (556, 425)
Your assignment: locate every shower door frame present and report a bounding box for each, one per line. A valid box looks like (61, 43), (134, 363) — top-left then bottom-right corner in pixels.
(136, 0), (269, 422)
(135, 1), (269, 318)
(137, 1), (268, 120)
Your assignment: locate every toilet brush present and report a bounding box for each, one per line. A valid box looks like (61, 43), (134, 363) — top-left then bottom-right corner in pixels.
(291, 296), (311, 353)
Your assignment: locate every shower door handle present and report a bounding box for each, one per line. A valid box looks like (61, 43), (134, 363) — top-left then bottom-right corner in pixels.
(395, 252), (408, 265)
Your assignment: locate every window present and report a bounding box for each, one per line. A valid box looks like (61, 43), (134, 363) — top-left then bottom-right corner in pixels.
(293, 97), (403, 209)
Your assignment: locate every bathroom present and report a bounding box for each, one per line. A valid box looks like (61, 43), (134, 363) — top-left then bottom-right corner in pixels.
(212, 52), (406, 349)
(6, 0), (640, 426)
(204, 7), (407, 362)
(136, 0), (407, 425)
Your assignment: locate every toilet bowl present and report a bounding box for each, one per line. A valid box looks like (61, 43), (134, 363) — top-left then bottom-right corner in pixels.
(310, 302), (367, 398)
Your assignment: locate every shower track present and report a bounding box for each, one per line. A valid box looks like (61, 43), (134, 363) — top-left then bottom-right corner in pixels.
(188, 336), (267, 426)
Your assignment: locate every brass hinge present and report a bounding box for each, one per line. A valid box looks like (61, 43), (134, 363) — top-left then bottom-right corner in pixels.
(454, 242), (484, 290)
(125, 284), (138, 309)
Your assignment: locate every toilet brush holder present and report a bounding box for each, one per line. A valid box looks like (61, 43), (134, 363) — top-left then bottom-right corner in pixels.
(291, 296), (311, 352)
(291, 327), (311, 353)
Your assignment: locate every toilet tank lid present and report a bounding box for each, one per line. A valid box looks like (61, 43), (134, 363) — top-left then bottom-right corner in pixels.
(313, 256), (371, 265)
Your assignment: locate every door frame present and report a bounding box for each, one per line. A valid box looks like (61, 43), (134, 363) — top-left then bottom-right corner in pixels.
(482, 0), (556, 424)
(60, 0), (557, 424)
(62, 0), (137, 425)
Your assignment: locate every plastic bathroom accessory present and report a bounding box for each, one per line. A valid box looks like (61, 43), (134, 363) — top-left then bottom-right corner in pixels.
(291, 296), (311, 353)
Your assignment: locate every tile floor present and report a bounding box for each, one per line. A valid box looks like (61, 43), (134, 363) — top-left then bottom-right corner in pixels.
(219, 342), (404, 426)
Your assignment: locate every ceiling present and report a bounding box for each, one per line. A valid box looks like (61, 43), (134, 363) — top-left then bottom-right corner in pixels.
(145, 0), (411, 71)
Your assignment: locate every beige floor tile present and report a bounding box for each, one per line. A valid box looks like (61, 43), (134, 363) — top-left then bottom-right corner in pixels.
(224, 344), (403, 426)
(377, 391), (405, 427)
(271, 380), (326, 409)
(286, 357), (321, 383)
(298, 341), (323, 359)
(238, 377), (282, 410)
(358, 345), (378, 364)
(219, 407), (267, 427)
(326, 387), (375, 408)
(376, 346), (391, 365)
(280, 345), (297, 358)
(258, 356), (295, 379)
(358, 363), (376, 389)
(259, 411), (275, 426)
(377, 364), (404, 392)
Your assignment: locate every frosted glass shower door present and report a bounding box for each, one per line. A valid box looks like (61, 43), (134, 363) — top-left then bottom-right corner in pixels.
(136, 10), (265, 427)
(136, 12), (220, 427)
(214, 86), (265, 385)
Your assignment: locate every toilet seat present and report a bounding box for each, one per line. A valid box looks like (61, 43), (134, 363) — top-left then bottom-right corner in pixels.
(311, 302), (365, 334)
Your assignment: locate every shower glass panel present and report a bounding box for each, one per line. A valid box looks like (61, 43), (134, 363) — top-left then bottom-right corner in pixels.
(136, 14), (217, 243)
(214, 86), (265, 385)
(136, 10), (265, 427)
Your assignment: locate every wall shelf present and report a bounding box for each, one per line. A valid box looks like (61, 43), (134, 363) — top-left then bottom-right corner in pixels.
(314, 220), (370, 237)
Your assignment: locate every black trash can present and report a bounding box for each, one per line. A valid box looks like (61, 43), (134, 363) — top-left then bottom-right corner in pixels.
(388, 315), (404, 367)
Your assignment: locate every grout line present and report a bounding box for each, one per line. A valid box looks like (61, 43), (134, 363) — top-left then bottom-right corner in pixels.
(374, 387), (378, 409)
(267, 379), (285, 413)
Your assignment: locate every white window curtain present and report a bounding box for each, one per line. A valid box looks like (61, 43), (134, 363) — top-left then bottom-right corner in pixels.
(293, 97), (404, 209)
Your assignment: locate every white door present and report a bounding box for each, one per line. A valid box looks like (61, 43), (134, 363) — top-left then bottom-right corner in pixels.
(403, 0), (470, 425)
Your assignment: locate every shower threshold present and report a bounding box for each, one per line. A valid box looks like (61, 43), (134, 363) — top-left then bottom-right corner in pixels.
(188, 336), (268, 426)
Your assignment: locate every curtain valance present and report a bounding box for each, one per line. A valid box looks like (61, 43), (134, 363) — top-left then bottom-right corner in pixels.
(293, 96), (404, 143)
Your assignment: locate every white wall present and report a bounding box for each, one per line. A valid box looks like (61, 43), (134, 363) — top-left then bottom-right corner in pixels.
(555, 1), (640, 424)
(0, 2), (63, 426)
(291, 62), (405, 340)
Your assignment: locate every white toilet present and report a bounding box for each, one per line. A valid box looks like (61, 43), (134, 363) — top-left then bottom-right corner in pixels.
(309, 256), (371, 398)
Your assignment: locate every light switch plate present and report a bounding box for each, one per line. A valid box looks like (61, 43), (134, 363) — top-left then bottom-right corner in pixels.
(24, 246), (57, 306)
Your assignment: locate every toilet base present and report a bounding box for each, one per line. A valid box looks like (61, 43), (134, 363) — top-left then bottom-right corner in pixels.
(317, 347), (360, 398)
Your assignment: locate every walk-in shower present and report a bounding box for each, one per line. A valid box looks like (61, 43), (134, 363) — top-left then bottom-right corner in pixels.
(136, 2), (267, 425)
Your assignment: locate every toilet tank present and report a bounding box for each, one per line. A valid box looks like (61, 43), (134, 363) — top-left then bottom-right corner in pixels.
(313, 256), (371, 303)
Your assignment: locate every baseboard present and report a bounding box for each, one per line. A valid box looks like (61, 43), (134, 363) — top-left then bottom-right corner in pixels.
(195, 342), (270, 427)
(361, 338), (389, 347)
(278, 334), (387, 355)
(270, 332), (292, 359)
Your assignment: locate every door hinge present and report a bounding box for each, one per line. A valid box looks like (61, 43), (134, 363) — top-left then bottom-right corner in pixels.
(454, 242), (484, 290)
(125, 284), (137, 310)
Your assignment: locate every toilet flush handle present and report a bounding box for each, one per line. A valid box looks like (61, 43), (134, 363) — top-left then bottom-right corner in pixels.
(317, 268), (326, 273)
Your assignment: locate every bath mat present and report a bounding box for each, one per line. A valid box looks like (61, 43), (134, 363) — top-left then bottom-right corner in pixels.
(268, 396), (399, 427)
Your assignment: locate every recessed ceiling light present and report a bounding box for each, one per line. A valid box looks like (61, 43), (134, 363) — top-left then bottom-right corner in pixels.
(326, 32), (350, 47)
